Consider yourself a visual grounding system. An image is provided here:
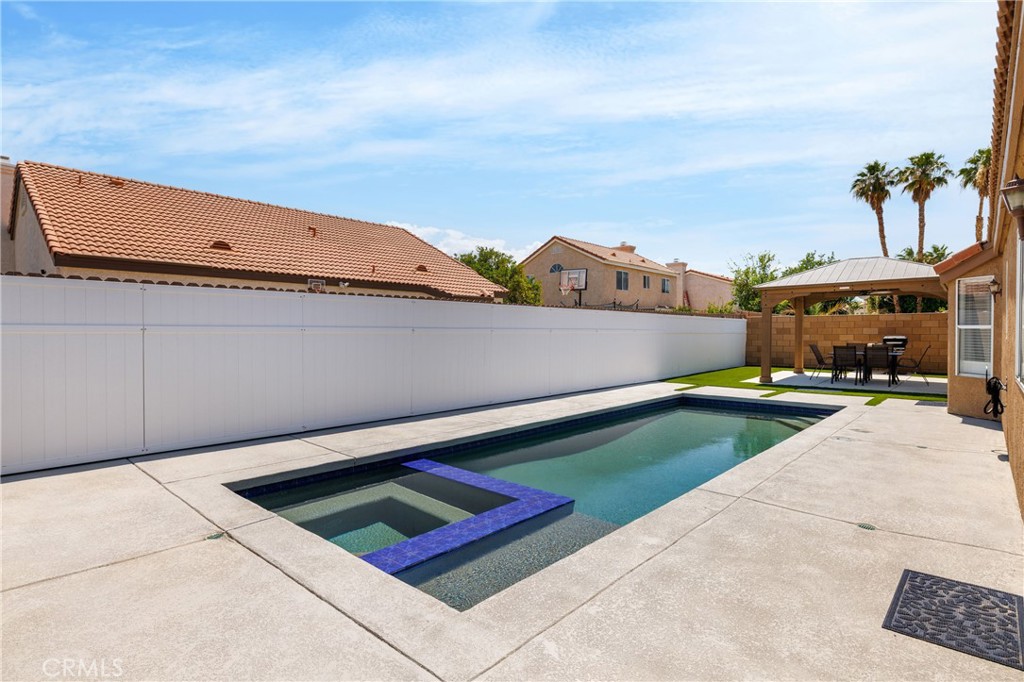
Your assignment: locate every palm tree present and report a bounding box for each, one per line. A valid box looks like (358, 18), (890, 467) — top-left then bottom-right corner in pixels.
(895, 244), (951, 314)
(850, 161), (896, 257)
(898, 152), (953, 263)
(957, 147), (991, 242)
(896, 244), (951, 266)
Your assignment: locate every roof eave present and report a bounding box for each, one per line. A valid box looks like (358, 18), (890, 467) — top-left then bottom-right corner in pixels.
(51, 252), (502, 300)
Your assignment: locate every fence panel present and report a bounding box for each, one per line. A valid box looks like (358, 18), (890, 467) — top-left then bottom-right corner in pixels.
(1, 278), (145, 473)
(1, 277), (746, 474)
(142, 286), (305, 453)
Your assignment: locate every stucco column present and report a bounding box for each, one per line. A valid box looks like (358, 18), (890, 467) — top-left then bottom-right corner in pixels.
(793, 297), (805, 374)
(760, 296), (774, 383)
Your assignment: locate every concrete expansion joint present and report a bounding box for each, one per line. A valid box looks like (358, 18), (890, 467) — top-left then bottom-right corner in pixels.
(742, 497), (1024, 559)
(227, 532), (444, 681)
(477, 493), (747, 680)
(0, 538), (208, 594)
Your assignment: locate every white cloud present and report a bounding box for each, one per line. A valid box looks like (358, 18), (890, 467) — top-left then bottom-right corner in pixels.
(2, 1), (993, 180)
(389, 221), (541, 262)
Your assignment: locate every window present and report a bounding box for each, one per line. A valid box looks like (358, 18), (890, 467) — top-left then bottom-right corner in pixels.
(661, 278), (671, 294)
(956, 277), (993, 376)
(1018, 237), (1023, 382)
(616, 271), (629, 291)
(642, 275), (651, 289)
(550, 263), (563, 274)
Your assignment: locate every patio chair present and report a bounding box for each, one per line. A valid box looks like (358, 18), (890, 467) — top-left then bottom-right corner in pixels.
(809, 344), (831, 378)
(897, 345), (931, 385)
(831, 345), (859, 384)
(864, 346), (892, 387)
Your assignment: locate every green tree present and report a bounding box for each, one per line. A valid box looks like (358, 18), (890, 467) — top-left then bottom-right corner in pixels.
(456, 247), (542, 305)
(780, 251), (855, 315)
(898, 151), (953, 263)
(850, 161), (896, 257)
(729, 251), (779, 312)
(958, 147), (991, 242)
(780, 250), (837, 278)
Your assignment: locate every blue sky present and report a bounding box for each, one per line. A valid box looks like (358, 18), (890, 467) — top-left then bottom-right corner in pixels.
(1, 1), (999, 276)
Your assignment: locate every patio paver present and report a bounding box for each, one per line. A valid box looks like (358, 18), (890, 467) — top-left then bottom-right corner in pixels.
(1, 536), (435, 681)
(2, 380), (1020, 681)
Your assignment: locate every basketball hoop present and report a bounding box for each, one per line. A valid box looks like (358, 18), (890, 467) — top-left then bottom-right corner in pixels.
(559, 274), (578, 297)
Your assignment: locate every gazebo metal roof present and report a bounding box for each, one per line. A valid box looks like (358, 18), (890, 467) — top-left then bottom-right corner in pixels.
(755, 257), (945, 303)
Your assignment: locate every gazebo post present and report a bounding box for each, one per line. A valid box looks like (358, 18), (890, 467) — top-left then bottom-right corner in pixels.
(760, 295), (774, 383)
(793, 296), (805, 374)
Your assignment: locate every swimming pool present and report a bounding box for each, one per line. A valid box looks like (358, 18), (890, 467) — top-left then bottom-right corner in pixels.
(235, 395), (835, 610)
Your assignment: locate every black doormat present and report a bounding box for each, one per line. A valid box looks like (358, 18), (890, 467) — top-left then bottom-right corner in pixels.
(883, 569), (1024, 671)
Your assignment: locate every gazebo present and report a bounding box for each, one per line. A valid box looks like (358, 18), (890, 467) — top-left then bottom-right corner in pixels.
(753, 257), (946, 383)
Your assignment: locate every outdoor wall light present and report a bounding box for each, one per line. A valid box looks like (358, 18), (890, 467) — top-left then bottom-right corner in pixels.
(999, 176), (1024, 239)
(989, 278), (1001, 295)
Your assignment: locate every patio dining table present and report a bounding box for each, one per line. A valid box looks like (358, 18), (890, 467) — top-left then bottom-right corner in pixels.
(856, 347), (904, 386)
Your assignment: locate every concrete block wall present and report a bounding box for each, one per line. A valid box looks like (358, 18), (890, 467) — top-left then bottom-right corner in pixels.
(745, 312), (948, 375)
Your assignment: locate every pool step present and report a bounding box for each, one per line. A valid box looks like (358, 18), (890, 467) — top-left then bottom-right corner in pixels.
(398, 512), (621, 611)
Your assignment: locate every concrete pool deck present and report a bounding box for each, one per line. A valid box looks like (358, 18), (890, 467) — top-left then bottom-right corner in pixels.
(2, 382), (1021, 681)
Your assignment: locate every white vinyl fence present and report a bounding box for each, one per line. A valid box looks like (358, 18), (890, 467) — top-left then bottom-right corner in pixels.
(1, 276), (746, 474)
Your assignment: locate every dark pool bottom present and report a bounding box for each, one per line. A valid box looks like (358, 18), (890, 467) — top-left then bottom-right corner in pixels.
(234, 395), (836, 610)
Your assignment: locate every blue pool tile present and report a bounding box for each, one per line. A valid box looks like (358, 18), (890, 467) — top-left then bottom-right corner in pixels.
(362, 460), (573, 575)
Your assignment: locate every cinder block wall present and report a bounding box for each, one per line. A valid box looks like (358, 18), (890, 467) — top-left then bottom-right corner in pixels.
(745, 312), (948, 375)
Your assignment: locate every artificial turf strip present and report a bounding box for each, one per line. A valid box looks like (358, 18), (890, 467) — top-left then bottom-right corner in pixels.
(665, 366), (946, 404)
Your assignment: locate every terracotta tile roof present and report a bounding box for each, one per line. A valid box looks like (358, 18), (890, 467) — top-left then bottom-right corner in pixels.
(13, 161), (506, 300)
(684, 268), (732, 282)
(546, 236), (676, 275)
(932, 241), (985, 275)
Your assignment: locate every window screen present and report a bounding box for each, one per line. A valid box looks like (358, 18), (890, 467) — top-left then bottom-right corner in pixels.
(616, 271), (629, 291)
(956, 277), (993, 376)
(642, 275), (650, 289)
(1018, 240), (1023, 381)
(661, 278), (670, 293)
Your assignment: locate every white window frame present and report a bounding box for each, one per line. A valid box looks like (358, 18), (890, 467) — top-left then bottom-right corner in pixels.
(616, 271), (629, 291)
(1017, 235), (1023, 386)
(955, 276), (994, 378)
(661, 278), (670, 294)
(642, 275), (651, 289)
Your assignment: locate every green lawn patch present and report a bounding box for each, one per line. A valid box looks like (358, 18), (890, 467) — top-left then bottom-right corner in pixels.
(666, 365), (946, 404)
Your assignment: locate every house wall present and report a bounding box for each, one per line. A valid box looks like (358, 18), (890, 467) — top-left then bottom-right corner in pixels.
(1001, 222), (1022, 515)
(686, 272), (733, 311)
(995, 2), (1023, 516)
(523, 243), (679, 308)
(1, 275), (748, 475)
(52, 266), (432, 298)
(1, 158), (15, 273)
(745, 312), (948, 375)
(11, 187), (56, 275)
(945, 263), (1003, 420)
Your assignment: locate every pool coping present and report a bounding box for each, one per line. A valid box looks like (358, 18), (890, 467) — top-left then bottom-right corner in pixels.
(168, 384), (866, 680)
(363, 460), (574, 575)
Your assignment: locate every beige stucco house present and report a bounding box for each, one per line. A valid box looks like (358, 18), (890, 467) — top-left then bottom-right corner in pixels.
(1, 156), (15, 274)
(520, 236), (732, 310)
(3, 160), (507, 301)
(937, 0), (1023, 515)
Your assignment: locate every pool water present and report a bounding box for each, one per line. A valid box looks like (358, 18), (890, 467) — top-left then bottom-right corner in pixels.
(238, 397), (829, 610)
(439, 405), (815, 526)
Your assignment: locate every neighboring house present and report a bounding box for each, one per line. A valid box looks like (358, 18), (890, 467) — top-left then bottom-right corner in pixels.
(936, 0), (1022, 515)
(520, 236), (732, 310)
(1, 156), (15, 274)
(683, 268), (734, 311)
(4, 161), (507, 301)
